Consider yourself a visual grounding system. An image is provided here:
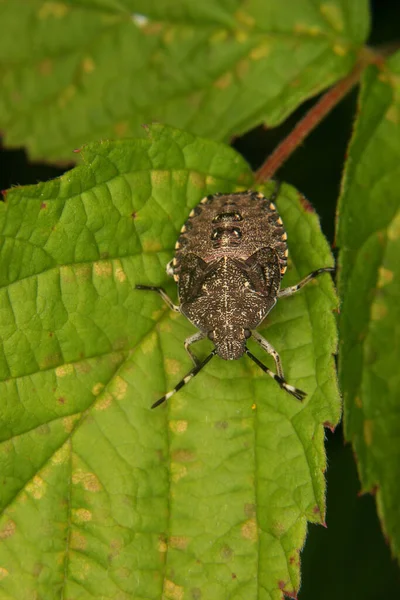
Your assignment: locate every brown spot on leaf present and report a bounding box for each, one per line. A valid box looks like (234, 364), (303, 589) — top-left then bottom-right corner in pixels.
(244, 503), (256, 518)
(220, 544), (234, 560)
(164, 579), (184, 600)
(241, 518), (258, 542)
(299, 193), (314, 213)
(172, 449), (196, 463)
(170, 536), (189, 550)
(323, 421), (336, 432)
(0, 520), (16, 540)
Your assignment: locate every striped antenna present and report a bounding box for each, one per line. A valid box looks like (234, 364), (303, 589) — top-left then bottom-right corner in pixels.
(245, 349), (306, 401)
(152, 349), (217, 408)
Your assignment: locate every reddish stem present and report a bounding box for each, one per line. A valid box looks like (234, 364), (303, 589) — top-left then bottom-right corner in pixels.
(255, 51), (382, 183)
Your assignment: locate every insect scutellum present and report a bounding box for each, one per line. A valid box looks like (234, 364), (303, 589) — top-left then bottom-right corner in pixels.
(136, 184), (334, 408)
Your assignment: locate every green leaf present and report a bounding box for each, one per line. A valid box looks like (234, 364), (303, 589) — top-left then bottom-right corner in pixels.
(0, 0), (369, 162)
(337, 52), (400, 559)
(0, 124), (339, 598)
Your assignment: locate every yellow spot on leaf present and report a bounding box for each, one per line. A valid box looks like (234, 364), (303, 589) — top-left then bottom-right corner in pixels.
(172, 449), (196, 462)
(151, 169), (170, 187)
(320, 3), (344, 31)
(169, 420), (188, 434)
(56, 364), (74, 377)
(333, 44), (348, 57)
(158, 536), (168, 552)
(52, 444), (70, 465)
(71, 531), (87, 551)
(170, 536), (189, 550)
(115, 263), (127, 283)
(236, 58), (250, 80)
(58, 84), (76, 108)
(387, 210), (400, 240)
(165, 358), (182, 375)
(171, 463), (187, 482)
(38, 2), (69, 18)
(206, 175), (218, 187)
(26, 476), (46, 500)
(241, 518), (258, 542)
(82, 56), (95, 74)
(251, 403), (256, 410)
(113, 376), (128, 400)
(141, 332), (157, 354)
(0, 520), (16, 540)
(250, 42), (271, 61)
(142, 238), (162, 252)
(294, 23), (322, 36)
(38, 58), (53, 76)
(0, 567), (9, 580)
(94, 261), (112, 277)
(63, 415), (79, 433)
(163, 27), (175, 45)
(363, 419), (374, 446)
(385, 105), (399, 124)
(95, 392), (113, 411)
(370, 301), (387, 321)
(114, 121), (129, 136)
(235, 10), (255, 27)
(158, 318), (172, 332)
(72, 469), (101, 492)
(73, 508), (92, 523)
(210, 29), (228, 44)
(164, 579), (184, 600)
(189, 171), (205, 189)
(377, 267), (393, 287)
(355, 396), (362, 408)
(72, 470), (102, 492)
(235, 30), (248, 43)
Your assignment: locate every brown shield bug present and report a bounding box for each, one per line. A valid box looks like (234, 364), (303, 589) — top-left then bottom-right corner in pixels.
(136, 184), (333, 408)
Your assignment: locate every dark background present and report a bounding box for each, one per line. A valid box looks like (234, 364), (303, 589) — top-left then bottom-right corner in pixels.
(1, 1), (399, 598)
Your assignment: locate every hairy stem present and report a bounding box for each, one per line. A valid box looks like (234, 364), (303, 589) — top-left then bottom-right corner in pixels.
(255, 48), (384, 183)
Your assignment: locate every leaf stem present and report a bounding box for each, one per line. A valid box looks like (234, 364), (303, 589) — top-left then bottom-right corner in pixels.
(255, 48), (384, 183)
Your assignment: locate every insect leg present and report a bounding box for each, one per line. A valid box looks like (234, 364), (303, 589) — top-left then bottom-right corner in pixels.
(135, 285), (180, 312)
(152, 349), (217, 408)
(245, 349), (306, 401)
(278, 267), (334, 298)
(251, 330), (284, 379)
(184, 332), (205, 366)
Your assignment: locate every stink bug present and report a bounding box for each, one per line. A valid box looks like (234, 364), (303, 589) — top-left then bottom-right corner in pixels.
(136, 185), (333, 408)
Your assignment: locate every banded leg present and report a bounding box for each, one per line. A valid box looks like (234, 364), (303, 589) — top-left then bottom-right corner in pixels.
(135, 285), (180, 312)
(152, 350), (216, 408)
(251, 330), (284, 379)
(184, 332), (205, 366)
(278, 267), (334, 298)
(245, 348), (306, 401)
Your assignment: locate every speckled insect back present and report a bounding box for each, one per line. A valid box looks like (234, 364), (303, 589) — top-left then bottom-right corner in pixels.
(136, 185), (334, 408)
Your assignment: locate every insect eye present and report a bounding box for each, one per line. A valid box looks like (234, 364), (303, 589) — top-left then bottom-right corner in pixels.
(208, 331), (215, 341)
(244, 329), (251, 339)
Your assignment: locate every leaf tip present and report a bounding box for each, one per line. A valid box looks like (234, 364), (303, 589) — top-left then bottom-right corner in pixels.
(323, 421), (337, 433)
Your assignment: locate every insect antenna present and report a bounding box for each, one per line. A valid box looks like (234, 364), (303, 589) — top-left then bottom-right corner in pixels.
(245, 349), (306, 401)
(152, 349), (217, 408)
